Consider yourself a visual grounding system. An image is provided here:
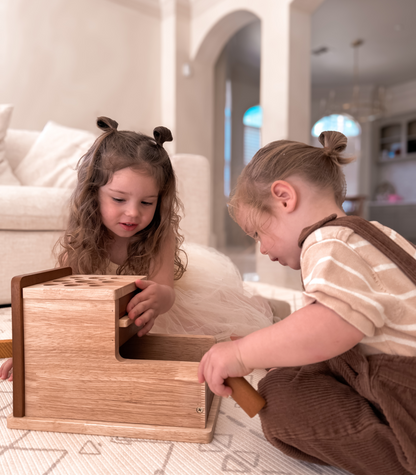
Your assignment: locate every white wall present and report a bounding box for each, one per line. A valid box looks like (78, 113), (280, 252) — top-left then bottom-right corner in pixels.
(0, 0), (161, 135)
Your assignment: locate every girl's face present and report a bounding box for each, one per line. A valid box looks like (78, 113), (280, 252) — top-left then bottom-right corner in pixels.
(98, 167), (159, 240)
(237, 205), (302, 270)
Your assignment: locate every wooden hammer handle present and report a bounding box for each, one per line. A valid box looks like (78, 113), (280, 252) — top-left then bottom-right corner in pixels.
(225, 376), (266, 418)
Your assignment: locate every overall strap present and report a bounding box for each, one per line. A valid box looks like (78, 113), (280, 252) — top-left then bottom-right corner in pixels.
(298, 214), (416, 286)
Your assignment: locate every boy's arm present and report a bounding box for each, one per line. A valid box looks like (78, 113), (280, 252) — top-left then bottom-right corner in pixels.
(198, 302), (364, 397)
(237, 301), (364, 368)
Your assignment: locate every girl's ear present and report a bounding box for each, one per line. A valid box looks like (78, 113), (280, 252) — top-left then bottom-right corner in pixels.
(270, 180), (297, 212)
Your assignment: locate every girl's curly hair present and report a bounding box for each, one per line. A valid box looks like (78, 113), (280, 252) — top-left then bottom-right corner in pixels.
(56, 116), (187, 279)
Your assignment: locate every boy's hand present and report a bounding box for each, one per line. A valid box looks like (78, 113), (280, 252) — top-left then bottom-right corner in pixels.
(198, 341), (252, 398)
(0, 358), (13, 382)
(126, 279), (165, 336)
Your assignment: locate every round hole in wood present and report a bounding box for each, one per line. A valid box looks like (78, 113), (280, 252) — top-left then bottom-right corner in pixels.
(88, 284), (102, 287)
(64, 284), (81, 286)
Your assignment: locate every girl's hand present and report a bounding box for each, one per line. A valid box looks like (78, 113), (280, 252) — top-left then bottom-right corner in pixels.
(126, 279), (170, 336)
(198, 341), (252, 398)
(0, 358), (13, 382)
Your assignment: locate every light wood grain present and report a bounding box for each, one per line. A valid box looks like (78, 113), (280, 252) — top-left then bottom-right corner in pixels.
(14, 269), (221, 441)
(11, 266), (72, 417)
(23, 275), (145, 301)
(119, 315), (133, 327)
(7, 395), (221, 444)
(23, 298), (212, 429)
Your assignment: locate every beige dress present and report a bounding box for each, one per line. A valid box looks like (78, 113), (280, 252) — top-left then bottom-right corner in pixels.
(107, 242), (273, 339)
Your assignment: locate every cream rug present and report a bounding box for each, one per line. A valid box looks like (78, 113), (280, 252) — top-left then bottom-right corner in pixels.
(0, 306), (350, 475)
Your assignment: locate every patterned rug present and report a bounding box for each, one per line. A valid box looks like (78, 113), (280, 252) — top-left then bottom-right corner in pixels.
(0, 306), (350, 475)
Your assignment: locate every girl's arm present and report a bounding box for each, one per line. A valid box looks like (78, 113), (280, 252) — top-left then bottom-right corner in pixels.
(198, 302), (364, 397)
(126, 232), (176, 336)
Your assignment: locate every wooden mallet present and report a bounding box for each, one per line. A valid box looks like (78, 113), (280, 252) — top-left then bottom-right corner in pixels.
(225, 376), (266, 417)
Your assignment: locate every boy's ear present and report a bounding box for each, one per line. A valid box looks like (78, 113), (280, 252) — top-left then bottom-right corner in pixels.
(270, 180), (297, 212)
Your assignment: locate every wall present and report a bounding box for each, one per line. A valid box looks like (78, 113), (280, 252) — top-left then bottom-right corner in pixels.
(0, 0), (161, 135)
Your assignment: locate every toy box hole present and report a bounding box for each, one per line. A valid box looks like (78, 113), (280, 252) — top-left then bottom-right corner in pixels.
(119, 334), (215, 363)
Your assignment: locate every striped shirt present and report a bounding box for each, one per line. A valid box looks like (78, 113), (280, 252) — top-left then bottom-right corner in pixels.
(301, 222), (416, 356)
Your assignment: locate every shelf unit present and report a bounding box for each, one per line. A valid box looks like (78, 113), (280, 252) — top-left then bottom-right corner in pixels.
(377, 117), (416, 163)
(369, 112), (416, 243)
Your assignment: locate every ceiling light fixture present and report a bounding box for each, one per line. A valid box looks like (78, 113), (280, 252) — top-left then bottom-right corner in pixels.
(319, 39), (387, 123)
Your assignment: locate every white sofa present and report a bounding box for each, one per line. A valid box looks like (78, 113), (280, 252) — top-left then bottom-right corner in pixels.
(0, 121), (210, 305)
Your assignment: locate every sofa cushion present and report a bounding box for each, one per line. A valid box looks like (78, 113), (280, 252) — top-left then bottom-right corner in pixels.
(171, 154), (210, 247)
(0, 186), (72, 231)
(0, 104), (21, 186)
(5, 129), (41, 171)
(14, 121), (96, 188)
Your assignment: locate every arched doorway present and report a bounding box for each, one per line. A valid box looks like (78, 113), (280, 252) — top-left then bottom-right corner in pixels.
(213, 20), (261, 273)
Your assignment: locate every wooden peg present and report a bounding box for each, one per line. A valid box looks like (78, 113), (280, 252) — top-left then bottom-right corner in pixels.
(225, 376), (266, 418)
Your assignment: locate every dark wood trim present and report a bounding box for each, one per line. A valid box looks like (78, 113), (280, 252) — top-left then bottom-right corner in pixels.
(11, 267), (72, 417)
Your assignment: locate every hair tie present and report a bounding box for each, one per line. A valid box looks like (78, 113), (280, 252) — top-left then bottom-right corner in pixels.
(97, 116), (119, 132)
(153, 126), (173, 146)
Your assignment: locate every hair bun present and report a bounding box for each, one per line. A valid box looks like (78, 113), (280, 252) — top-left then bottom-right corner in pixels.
(318, 131), (347, 154)
(97, 116), (118, 132)
(153, 126), (173, 146)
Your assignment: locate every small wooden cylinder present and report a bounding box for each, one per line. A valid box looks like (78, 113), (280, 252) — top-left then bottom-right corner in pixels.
(225, 376), (266, 418)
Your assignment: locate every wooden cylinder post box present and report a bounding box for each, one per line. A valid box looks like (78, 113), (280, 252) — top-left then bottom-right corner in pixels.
(7, 268), (220, 443)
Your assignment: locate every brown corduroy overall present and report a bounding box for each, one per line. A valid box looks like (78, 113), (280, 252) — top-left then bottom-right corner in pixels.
(258, 216), (416, 475)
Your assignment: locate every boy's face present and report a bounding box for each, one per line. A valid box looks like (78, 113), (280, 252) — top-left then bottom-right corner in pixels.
(237, 204), (302, 270)
(98, 167), (159, 240)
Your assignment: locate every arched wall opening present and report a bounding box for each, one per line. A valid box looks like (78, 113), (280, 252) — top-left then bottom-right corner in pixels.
(175, 8), (260, 256)
(213, 18), (261, 265)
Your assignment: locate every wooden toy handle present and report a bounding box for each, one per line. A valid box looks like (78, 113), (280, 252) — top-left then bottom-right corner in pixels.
(225, 376), (266, 418)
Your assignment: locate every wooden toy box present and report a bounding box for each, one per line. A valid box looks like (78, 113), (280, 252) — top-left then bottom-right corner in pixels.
(7, 268), (220, 443)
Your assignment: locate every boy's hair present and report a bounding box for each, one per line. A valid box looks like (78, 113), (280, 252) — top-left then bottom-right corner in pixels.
(229, 130), (355, 221)
(56, 116), (187, 279)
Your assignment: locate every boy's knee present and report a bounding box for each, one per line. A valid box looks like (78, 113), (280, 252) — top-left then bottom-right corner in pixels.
(258, 367), (306, 441)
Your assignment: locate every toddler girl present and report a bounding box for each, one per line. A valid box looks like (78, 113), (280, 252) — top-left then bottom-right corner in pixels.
(198, 131), (416, 475)
(1, 116), (273, 381)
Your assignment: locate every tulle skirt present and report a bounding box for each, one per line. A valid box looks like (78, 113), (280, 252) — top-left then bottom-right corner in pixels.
(151, 243), (273, 339)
